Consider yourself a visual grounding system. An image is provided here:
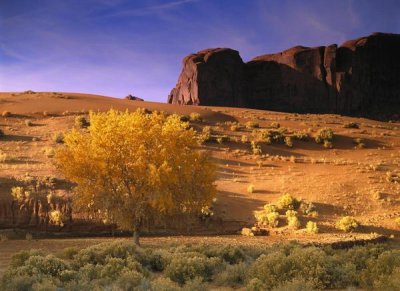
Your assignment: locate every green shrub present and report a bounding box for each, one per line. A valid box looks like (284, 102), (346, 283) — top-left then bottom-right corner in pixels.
(315, 128), (334, 144)
(336, 216), (359, 232)
(277, 193), (301, 210)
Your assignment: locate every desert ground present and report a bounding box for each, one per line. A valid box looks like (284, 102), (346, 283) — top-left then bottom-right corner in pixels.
(1, 91), (400, 274)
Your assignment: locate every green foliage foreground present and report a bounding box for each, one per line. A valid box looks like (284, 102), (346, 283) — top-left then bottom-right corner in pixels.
(2, 240), (400, 290)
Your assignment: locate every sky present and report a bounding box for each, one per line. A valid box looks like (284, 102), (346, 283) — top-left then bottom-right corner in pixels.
(1, 0), (399, 102)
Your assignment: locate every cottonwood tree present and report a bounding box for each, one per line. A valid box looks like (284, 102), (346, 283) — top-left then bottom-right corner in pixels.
(55, 109), (216, 245)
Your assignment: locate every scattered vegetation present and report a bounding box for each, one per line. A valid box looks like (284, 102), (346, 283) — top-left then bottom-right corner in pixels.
(25, 119), (33, 126)
(53, 132), (64, 144)
(2, 241), (400, 290)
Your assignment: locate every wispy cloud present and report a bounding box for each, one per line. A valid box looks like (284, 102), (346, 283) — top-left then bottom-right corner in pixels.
(105, 0), (199, 17)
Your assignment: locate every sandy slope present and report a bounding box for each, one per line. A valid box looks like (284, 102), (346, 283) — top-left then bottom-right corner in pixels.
(1, 91), (400, 244)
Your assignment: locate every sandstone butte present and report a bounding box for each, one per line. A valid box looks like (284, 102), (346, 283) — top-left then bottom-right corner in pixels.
(168, 32), (400, 119)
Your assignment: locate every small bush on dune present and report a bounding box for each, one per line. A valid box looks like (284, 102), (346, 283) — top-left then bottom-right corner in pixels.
(75, 116), (89, 128)
(246, 121), (259, 129)
(25, 119), (33, 126)
(189, 112), (202, 122)
(214, 262), (248, 287)
(336, 216), (359, 232)
(277, 193), (301, 210)
(306, 221), (319, 234)
(315, 128), (334, 144)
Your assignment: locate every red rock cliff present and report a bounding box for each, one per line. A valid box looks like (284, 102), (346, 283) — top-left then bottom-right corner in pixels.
(168, 33), (400, 118)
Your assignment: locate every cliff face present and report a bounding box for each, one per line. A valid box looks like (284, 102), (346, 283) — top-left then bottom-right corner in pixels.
(168, 33), (400, 118)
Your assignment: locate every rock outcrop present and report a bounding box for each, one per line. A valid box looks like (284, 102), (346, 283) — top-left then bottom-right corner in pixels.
(168, 33), (400, 118)
(125, 94), (144, 101)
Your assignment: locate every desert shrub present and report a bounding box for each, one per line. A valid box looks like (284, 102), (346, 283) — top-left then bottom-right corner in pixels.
(241, 135), (249, 143)
(246, 121), (259, 129)
(214, 262), (248, 287)
(277, 193), (301, 210)
(306, 221), (319, 234)
(43, 147), (55, 158)
(254, 210), (279, 228)
(344, 122), (359, 129)
(246, 278), (268, 291)
(315, 128), (334, 144)
(284, 136), (293, 147)
(165, 254), (221, 284)
(336, 216), (359, 232)
(247, 184), (255, 193)
(293, 130), (309, 141)
(59, 247), (79, 260)
(272, 278), (316, 291)
(53, 132), (64, 144)
(251, 141), (262, 155)
(151, 277), (181, 290)
(230, 124), (239, 131)
(75, 116), (89, 128)
(323, 140), (333, 148)
(204, 245), (246, 265)
(395, 217), (400, 227)
(285, 210), (297, 219)
(270, 122), (280, 128)
(114, 270), (147, 290)
(287, 216), (300, 230)
(353, 138), (366, 149)
(25, 233), (33, 241)
(300, 202), (318, 217)
(183, 276), (207, 291)
(25, 119), (33, 126)
(189, 112), (202, 122)
(249, 245), (357, 289)
(241, 227), (255, 236)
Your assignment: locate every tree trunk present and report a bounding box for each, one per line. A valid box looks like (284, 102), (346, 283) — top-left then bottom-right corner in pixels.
(133, 229), (140, 246)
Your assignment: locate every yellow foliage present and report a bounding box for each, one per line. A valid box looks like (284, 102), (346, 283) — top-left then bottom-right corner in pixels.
(55, 109), (216, 238)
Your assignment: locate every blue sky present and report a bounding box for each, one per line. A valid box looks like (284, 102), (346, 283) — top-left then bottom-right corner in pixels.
(1, 0), (399, 102)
